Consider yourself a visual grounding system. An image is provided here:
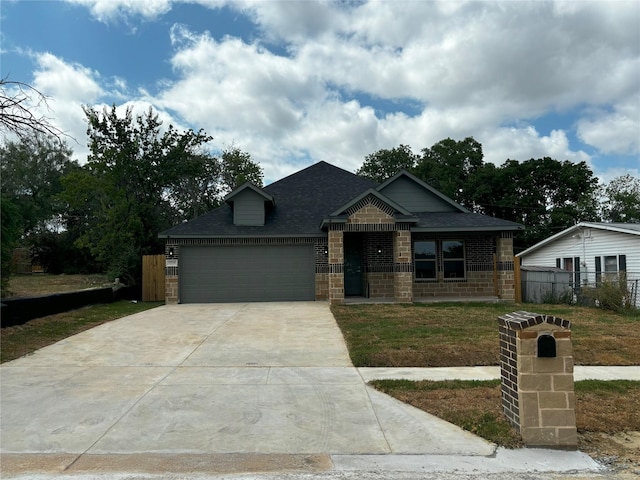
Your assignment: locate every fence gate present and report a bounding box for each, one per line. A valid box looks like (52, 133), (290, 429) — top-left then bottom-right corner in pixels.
(142, 255), (165, 302)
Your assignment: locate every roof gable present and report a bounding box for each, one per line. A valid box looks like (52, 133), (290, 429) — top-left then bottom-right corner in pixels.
(518, 222), (640, 257)
(224, 182), (274, 205)
(377, 170), (469, 213)
(329, 189), (414, 217)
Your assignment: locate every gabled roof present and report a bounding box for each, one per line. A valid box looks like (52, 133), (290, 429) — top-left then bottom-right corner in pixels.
(224, 182), (275, 206)
(518, 222), (640, 257)
(377, 170), (470, 213)
(158, 161), (523, 239)
(159, 161), (376, 238)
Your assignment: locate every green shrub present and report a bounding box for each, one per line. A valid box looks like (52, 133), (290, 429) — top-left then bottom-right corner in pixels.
(585, 273), (636, 313)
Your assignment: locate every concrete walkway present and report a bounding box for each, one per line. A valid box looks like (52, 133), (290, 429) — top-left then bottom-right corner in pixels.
(359, 365), (640, 382)
(0, 302), (612, 478)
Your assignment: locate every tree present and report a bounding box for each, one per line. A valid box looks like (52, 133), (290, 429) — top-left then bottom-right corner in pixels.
(601, 174), (640, 223)
(355, 144), (419, 183)
(473, 158), (600, 250)
(0, 133), (78, 236)
(414, 137), (484, 208)
(1, 195), (22, 296)
(60, 105), (216, 283)
(220, 147), (264, 193)
(0, 77), (68, 142)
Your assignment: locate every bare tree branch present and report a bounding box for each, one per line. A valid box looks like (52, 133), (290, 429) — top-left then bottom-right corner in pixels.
(0, 76), (73, 144)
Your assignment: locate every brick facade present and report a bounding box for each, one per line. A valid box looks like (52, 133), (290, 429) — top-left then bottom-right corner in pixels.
(163, 200), (517, 304)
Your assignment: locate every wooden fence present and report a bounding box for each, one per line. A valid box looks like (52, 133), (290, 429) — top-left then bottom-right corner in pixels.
(142, 255), (165, 302)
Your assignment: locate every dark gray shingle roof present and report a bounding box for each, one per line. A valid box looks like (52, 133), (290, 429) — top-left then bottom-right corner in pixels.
(160, 161), (376, 237)
(159, 161), (523, 238)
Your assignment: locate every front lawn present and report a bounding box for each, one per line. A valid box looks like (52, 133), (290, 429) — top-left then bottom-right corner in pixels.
(333, 302), (640, 471)
(331, 302), (640, 367)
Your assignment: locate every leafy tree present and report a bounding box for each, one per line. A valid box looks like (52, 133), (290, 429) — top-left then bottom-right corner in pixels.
(601, 174), (640, 223)
(220, 147), (264, 193)
(414, 137), (484, 208)
(355, 144), (419, 183)
(60, 105), (215, 283)
(0, 133), (78, 235)
(1, 195), (22, 296)
(473, 158), (600, 250)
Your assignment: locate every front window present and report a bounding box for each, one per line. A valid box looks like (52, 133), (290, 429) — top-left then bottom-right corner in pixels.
(604, 256), (618, 274)
(443, 240), (465, 279)
(414, 241), (436, 279)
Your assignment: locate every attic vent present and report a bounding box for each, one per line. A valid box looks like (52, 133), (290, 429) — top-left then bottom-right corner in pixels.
(345, 195), (396, 217)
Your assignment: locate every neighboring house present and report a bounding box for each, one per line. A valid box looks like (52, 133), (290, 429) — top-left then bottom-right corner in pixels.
(517, 222), (640, 288)
(159, 161), (523, 304)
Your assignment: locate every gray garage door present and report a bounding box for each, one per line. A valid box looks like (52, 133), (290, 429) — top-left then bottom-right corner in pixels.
(179, 245), (315, 303)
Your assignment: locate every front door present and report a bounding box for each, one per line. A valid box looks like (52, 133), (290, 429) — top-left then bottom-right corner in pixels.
(344, 234), (363, 296)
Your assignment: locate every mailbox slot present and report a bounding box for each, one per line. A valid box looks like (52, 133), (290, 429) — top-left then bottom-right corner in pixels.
(537, 334), (556, 358)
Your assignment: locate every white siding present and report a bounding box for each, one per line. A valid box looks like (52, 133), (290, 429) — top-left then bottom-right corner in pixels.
(520, 227), (640, 282)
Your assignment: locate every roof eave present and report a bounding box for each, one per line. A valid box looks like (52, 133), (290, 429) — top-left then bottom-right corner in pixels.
(160, 233), (326, 240)
(411, 225), (524, 233)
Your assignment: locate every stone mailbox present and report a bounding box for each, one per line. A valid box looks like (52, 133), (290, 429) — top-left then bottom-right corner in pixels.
(498, 311), (577, 449)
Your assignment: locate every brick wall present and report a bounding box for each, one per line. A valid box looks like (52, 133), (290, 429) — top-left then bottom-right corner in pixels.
(413, 270), (496, 298)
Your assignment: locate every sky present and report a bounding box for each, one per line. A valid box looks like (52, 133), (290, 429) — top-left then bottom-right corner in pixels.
(1, 0), (639, 185)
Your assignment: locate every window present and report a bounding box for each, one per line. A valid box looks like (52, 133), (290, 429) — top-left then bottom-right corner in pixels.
(443, 240), (465, 279)
(414, 241), (436, 279)
(595, 254), (626, 282)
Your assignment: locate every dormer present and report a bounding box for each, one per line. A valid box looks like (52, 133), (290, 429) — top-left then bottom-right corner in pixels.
(224, 183), (275, 226)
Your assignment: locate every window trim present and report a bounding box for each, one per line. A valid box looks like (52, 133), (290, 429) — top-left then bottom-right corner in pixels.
(413, 239), (467, 282)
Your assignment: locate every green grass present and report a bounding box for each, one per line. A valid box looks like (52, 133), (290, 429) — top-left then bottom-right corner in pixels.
(332, 302), (640, 367)
(1, 301), (162, 363)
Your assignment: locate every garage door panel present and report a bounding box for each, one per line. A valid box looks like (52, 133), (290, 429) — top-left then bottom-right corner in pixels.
(180, 245), (314, 303)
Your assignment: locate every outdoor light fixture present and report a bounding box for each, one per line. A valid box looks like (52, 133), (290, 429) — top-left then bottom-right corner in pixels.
(168, 247), (175, 257)
(324, 246), (329, 255)
(377, 246), (382, 254)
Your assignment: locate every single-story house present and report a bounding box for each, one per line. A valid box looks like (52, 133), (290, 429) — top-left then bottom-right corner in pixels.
(517, 222), (640, 286)
(159, 161), (523, 304)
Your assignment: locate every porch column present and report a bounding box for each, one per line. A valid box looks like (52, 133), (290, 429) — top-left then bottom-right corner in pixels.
(393, 229), (413, 303)
(328, 229), (345, 304)
(496, 233), (515, 301)
(165, 243), (179, 304)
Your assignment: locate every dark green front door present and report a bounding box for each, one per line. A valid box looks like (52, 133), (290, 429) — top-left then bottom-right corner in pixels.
(344, 234), (363, 296)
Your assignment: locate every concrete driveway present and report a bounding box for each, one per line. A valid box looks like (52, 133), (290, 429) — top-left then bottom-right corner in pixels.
(2, 302), (597, 477)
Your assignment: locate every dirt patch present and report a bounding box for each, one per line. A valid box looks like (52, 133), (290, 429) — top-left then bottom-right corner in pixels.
(580, 432), (640, 476)
(5, 274), (112, 298)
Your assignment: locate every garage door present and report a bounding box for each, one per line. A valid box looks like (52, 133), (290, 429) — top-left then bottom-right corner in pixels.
(179, 245), (315, 303)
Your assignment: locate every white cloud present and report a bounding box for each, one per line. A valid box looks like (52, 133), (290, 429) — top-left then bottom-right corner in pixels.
(577, 98), (640, 156)
(29, 53), (103, 152)
(66, 0), (172, 23)
(481, 126), (591, 165)
(36, 0), (640, 183)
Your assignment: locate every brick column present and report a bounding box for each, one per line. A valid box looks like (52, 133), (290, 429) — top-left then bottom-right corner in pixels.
(165, 243), (179, 304)
(498, 311), (577, 449)
(496, 233), (515, 301)
(393, 230), (413, 303)
(328, 229), (344, 304)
